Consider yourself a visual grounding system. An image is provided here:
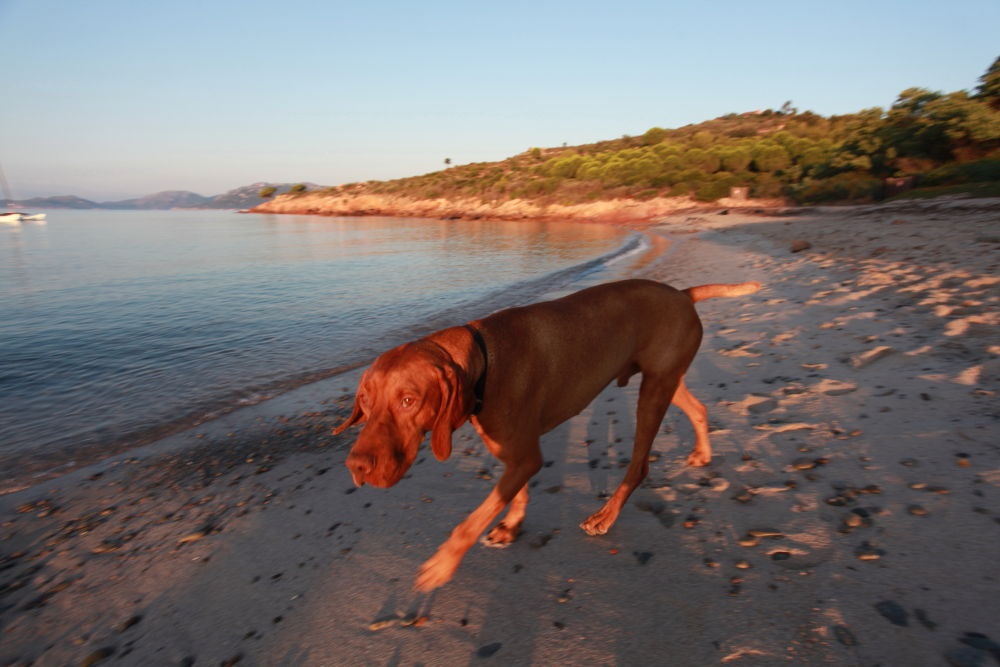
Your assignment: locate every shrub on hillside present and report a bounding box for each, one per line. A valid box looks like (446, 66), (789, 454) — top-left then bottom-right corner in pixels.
(923, 158), (1000, 185)
(791, 173), (883, 203)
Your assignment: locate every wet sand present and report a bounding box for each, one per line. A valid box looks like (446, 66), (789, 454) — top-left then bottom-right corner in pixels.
(1, 197), (998, 666)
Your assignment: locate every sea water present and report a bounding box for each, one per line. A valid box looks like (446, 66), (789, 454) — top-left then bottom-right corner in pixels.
(0, 210), (648, 482)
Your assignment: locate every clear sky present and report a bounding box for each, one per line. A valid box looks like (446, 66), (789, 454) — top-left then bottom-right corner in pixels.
(1, 0), (997, 201)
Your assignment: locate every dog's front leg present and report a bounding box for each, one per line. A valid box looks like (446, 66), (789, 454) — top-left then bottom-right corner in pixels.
(483, 485), (529, 546)
(415, 455), (541, 592)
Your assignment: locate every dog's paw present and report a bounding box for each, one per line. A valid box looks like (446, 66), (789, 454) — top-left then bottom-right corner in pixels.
(579, 511), (616, 536)
(686, 448), (712, 467)
(482, 521), (521, 548)
(414, 548), (460, 592)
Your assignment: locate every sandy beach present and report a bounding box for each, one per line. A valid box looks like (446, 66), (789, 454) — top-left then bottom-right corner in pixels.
(1, 198), (998, 666)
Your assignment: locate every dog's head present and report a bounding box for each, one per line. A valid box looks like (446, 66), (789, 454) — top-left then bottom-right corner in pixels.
(335, 341), (474, 488)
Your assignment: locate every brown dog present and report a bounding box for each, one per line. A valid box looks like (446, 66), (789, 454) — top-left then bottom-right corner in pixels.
(335, 278), (760, 591)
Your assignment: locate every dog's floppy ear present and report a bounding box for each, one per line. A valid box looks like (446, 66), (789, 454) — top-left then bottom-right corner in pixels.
(332, 401), (365, 435)
(430, 361), (474, 461)
(332, 375), (369, 435)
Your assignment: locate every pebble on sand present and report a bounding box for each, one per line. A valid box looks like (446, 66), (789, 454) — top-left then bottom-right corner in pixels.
(790, 457), (820, 471)
(748, 528), (784, 538)
(855, 541), (886, 560)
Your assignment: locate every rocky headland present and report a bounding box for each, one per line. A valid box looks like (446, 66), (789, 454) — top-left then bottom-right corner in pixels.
(250, 190), (787, 225)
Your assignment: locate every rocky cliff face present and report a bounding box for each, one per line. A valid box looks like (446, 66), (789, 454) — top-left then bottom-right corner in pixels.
(251, 191), (785, 224)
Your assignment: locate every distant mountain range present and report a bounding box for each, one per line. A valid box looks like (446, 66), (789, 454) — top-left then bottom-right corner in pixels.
(4, 183), (322, 211)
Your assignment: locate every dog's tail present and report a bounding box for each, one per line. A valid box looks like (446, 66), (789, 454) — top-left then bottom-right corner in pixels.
(683, 281), (762, 303)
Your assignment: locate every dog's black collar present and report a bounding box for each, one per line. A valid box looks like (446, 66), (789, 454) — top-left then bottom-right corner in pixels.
(464, 324), (488, 415)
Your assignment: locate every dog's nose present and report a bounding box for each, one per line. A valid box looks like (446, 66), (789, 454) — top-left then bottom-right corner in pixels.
(345, 453), (374, 486)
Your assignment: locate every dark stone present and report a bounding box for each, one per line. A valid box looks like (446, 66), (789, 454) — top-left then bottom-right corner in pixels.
(875, 600), (909, 627)
(476, 642), (502, 658)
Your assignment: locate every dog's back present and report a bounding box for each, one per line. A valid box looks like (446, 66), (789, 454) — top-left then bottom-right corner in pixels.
(471, 279), (703, 433)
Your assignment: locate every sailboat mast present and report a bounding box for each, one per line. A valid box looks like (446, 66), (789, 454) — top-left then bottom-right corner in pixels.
(0, 162), (13, 208)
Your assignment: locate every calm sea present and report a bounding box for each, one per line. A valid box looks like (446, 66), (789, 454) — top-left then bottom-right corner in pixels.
(1, 210), (649, 486)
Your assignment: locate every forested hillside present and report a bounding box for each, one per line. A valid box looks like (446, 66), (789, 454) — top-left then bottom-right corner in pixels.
(313, 56), (1000, 207)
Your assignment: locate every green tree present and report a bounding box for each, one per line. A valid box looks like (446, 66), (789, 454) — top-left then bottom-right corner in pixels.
(718, 146), (752, 172)
(544, 155), (584, 179)
(922, 92), (1000, 157)
(652, 142), (682, 160)
(576, 157), (605, 180)
(832, 108), (888, 174)
(641, 127), (668, 145)
(751, 142), (791, 172)
(628, 154), (664, 183)
(259, 186), (277, 198)
(881, 87), (948, 161)
(290, 183), (307, 194)
(690, 130), (715, 149)
(797, 146), (829, 172)
(975, 55), (1000, 110)
(659, 154), (684, 172)
(780, 100), (798, 115)
(683, 148), (721, 173)
(880, 87), (1000, 164)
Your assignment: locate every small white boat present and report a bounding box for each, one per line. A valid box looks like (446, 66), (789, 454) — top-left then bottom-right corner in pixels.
(0, 212), (22, 224)
(21, 213), (46, 222)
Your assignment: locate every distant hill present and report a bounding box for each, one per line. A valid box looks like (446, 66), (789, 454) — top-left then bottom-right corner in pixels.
(14, 195), (102, 209)
(102, 190), (212, 210)
(10, 183), (322, 210)
(205, 183), (322, 209)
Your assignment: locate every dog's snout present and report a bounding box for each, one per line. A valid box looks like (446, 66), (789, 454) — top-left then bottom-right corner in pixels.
(346, 452), (374, 487)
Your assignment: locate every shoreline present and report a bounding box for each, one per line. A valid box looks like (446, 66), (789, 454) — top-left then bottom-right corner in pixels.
(2, 197), (998, 665)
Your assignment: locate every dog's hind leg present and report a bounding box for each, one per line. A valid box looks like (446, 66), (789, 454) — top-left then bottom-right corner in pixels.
(579, 373), (680, 536)
(671, 378), (712, 467)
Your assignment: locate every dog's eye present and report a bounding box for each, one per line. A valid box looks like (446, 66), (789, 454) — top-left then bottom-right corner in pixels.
(400, 396), (415, 409)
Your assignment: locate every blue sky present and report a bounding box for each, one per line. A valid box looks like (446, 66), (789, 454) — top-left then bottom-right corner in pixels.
(1, 0), (997, 200)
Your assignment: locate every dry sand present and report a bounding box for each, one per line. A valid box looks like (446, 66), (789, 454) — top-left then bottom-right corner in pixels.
(1, 198), (998, 666)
